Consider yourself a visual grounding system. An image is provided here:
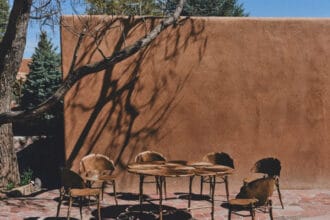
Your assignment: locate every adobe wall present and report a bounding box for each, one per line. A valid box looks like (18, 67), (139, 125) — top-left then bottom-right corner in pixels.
(61, 16), (330, 190)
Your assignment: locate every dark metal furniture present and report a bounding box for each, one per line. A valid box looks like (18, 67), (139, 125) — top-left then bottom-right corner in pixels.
(134, 151), (167, 198)
(244, 157), (283, 209)
(128, 161), (234, 220)
(228, 176), (275, 220)
(200, 152), (235, 201)
(79, 153), (118, 204)
(128, 163), (195, 220)
(56, 168), (101, 220)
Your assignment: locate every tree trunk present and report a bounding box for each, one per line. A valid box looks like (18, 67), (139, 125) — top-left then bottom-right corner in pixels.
(0, 79), (19, 186)
(0, 0), (32, 187)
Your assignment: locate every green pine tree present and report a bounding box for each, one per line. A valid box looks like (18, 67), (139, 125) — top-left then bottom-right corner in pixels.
(0, 0), (9, 42)
(21, 32), (62, 120)
(165, 0), (248, 17)
(85, 0), (159, 15)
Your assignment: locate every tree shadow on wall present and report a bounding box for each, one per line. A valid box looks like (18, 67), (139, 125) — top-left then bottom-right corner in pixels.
(63, 16), (208, 168)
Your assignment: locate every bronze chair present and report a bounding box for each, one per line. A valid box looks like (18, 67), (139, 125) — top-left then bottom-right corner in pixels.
(228, 176), (275, 220)
(244, 157), (283, 209)
(56, 168), (101, 220)
(200, 152), (234, 200)
(134, 150), (167, 197)
(79, 153), (117, 205)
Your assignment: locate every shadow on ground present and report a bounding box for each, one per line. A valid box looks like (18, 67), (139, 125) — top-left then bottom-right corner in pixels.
(175, 192), (211, 201)
(91, 203), (192, 220)
(24, 218), (79, 220)
(114, 192), (150, 201)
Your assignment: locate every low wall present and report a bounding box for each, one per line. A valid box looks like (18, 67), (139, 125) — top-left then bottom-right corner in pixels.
(61, 16), (330, 190)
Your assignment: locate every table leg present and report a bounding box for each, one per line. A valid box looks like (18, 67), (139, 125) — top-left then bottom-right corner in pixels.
(210, 175), (215, 220)
(159, 176), (163, 220)
(224, 175), (229, 201)
(188, 176), (194, 210)
(139, 175), (144, 211)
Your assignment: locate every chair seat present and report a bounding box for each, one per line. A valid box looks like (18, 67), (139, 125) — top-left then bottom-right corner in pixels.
(70, 188), (100, 197)
(229, 198), (258, 206)
(57, 169), (102, 220)
(243, 173), (265, 184)
(99, 174), (117, 181)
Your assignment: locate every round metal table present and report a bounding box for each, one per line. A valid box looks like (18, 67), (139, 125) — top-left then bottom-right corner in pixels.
(127, 162), (234, 220)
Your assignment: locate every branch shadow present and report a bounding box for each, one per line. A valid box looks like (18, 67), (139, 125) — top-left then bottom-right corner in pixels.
(62, 16), (207, 171)
(114, 192), (150, 201)
(24, 218), (78, 220)
(175, 192), (211, 201)
(91, 203), (192, 220)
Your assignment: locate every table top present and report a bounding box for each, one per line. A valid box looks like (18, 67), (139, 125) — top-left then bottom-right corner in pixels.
(127, 162), (234, 177)
(187, 162), (213, 168)
(128, 163), (163, 170)
(200, 165), (234, 173)
(128, 165), (195, 177)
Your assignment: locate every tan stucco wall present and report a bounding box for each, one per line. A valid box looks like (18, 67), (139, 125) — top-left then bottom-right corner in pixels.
(61, 16), (330, 190)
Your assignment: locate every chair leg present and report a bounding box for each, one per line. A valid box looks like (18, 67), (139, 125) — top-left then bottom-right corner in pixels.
(188, 176), (194, 210)
(250, 204), (255, 220)
(139, 175), (144, 210)
(112, 180), (118, 205)
(210, 176), (215, 218)
(155, 176), (159, 194)
(159, 176), (164, 220)
(97, 193), (101, 220)
(211, 176), (216, 197)
(250, 209), (255, 220)
(56, 188), (64, 217)
(79, 197), (83, 220)
(101, 182), (105, 200)
(276, 178), (284, 209)
(209, 176), (213, 197)
(228, 206), (232, 220)
(269, 199), (274, 220)
(200, 176), (204, 195)
(67, 195), (73, 220)
(224, 176), (229, 201)
(163, 177), (167, 199)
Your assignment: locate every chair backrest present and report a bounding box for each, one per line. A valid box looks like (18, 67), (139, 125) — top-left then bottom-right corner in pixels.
(236, 177), (275, 206)
(202, 152), (235, 168)
(134, 150), (167, 163)
(79, 154), (115, 173)
(252, 157), (281, 177)
(60, 168), (85, 189)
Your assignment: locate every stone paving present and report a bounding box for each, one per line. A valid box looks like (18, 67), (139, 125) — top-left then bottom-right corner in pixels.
(0, 187), (330, 219)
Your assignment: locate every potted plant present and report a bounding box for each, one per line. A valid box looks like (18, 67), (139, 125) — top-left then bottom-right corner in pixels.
(2, 169), (42, 197)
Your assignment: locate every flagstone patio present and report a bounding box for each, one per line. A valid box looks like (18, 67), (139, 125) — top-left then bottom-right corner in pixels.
(0, 187), (329, 220)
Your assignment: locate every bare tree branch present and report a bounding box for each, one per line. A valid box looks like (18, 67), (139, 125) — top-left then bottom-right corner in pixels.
(68, 30), (86, 74)
(94, 35), (107, 59)
(31, 0), (52, 11)
(29, 11), (59, 20)
(0, 0), (186, 125)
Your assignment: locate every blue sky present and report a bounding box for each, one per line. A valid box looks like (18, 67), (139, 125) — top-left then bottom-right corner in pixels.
(241, 0), (330, 17)
(23, 1), (86, 58)
(23, 0), (330, 58)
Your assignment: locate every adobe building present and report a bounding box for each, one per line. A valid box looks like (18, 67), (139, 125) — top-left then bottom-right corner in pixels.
(11, 58), (32, 109)
(61, 16), (330, 190)
(17, 58), (32, 82)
